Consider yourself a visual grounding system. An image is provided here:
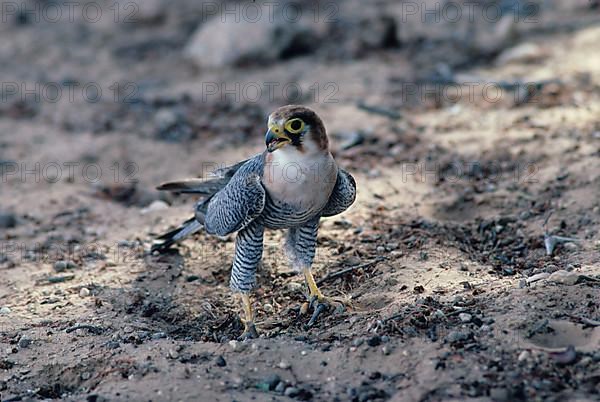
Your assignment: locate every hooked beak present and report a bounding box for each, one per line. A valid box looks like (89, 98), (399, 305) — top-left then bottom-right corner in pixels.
(265, 124), (291, 152)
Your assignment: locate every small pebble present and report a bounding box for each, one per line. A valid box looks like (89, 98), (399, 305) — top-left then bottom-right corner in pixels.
(215, 355), (226, 367)
(445, 330), (470, 343)
(275, 381), (286, 393)
(458, 313), (472, 323)
(18, 336), (32, 349)
(518, 350), (530, 362)
(265, 374), (281, 391)
(563, 242), (578, 252)
(0, 307), (11, 315)
(53, 260), (77, 272)
(381, 345), (391, 355)
(286, 282), (303, 292)
(548, 270), (579, 285)
(168, 349), (179, 359)
(140, 200), (169, 214)
(79, 288), (90, 298)
(284, 387), (300, 397)
(0, 213), (17, 228)
(367, 335), (381, 347)
(278, 360), (291, 369)
(229, 340), (245, 352)
(263, 303), (273, 313)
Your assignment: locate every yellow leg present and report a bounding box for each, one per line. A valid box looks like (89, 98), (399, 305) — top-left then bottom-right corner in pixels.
(304, 269), (324, 300)
(239, 293), (258, 339)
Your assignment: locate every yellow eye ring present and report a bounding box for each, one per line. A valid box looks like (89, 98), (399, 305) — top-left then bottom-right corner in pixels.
(285, 118), (305, 134)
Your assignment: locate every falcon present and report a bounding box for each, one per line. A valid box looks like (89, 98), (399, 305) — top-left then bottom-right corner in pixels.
(152, 105), (356, 339)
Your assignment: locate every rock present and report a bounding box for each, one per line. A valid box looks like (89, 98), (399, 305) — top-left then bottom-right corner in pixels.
(496, 43), (546, 65)
(518, 350), (530, 362)
(445, 330), (471, 344)
(278, 360), (291, 369)
(0, 307), (11, 315)
(286, 282), (304, 292)
(552, 345), (577, 365)
(526, 272), (550, 284)
(18, 335), (32, 348)
(458, 313), (472, 323)
(140, 200), (169, 215)
(548, 270), (579, 285)
(106, 341), (120, 349)
(275, 381), (286, 393)
(0, 213), (17, 228)
(563, 242), (579, 252)
(351, 384), (387, 402)
(265, 374), (281, 391)
(229, 340), (246, 352)
(168, 349), (179, 359)
(471, 15), (517, 54)
(184, 3), (322, 68)
(284, 387), (300, 397)
(79, 287), (91, 298)
(215, 355), (226, 367)
(130, 0), (164, 24)
(53, 260), (77, 272)
(381, 345), (391, 355)
(366, 335), (381, 347)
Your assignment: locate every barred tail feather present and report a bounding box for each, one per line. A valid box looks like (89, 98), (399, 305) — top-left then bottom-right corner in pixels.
(151, 217), (203, 252)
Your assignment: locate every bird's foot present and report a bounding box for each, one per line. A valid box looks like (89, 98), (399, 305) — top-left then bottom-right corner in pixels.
(237, 293), (259, 340)
(239, 320), (259, 340)
(300, 295), (349, 327)
(300, 268), (350, 327)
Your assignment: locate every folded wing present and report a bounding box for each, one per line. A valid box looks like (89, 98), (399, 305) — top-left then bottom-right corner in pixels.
(321, 168), (356, 217)
(202, 156), (266, 237)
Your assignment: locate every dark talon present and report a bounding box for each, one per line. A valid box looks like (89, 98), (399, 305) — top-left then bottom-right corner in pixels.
(307, 303), (328, 327)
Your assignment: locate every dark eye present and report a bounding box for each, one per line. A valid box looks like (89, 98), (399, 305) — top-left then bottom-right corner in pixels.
(285, 118), (304, 134)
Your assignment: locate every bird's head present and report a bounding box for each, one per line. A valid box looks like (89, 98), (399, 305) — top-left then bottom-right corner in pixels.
(265, 105), (328, 154)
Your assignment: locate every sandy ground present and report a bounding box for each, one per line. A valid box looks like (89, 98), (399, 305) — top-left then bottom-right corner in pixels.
(1, 1), (599, 401)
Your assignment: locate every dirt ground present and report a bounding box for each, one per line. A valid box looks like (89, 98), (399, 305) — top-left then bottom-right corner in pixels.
(1, 1), (599, 401)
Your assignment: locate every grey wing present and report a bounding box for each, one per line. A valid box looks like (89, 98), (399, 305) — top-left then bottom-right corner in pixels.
(202, 158), (266, 237)
(321, 168), (356, 217)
